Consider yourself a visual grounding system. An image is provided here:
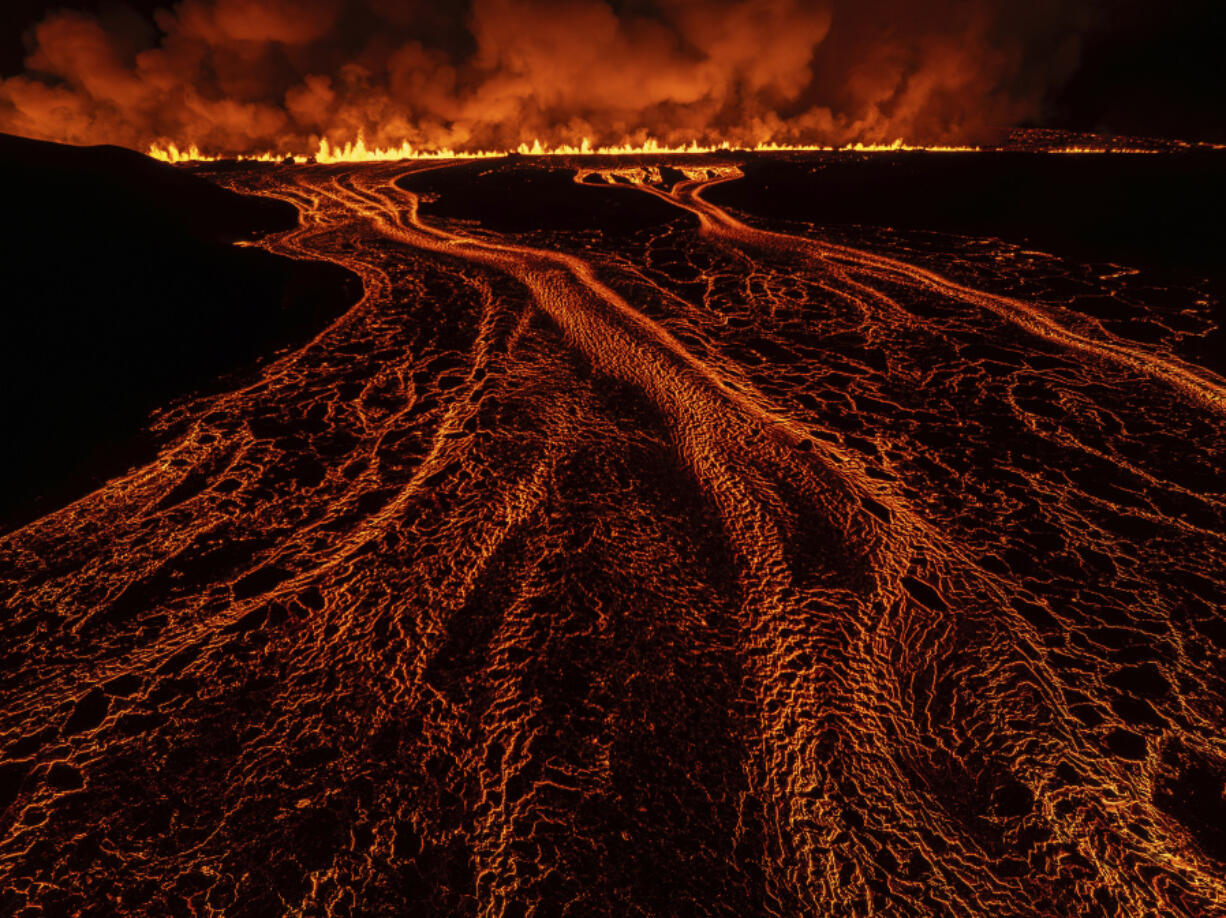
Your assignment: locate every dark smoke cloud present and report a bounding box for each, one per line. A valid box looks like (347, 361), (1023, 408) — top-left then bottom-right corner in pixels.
(0, 0), (1091, 153)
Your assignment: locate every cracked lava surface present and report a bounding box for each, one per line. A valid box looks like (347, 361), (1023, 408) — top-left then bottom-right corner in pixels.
(2, 156), (1226, 916)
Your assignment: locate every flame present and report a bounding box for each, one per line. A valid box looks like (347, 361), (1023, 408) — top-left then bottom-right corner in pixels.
(838, 139), (979, 152)
(147, 133), (998, 164)
(149, 142), (311, 164)
(1047, 146), (1158, 154)
(317, 137), (498, 163)
(147, 133), (1185, 165)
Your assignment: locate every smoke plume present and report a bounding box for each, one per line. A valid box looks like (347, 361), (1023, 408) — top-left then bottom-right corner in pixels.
(0, 0), (1089, 153)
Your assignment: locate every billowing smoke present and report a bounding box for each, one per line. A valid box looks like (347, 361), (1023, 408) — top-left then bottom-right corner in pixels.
(0, 0), (1089, 154)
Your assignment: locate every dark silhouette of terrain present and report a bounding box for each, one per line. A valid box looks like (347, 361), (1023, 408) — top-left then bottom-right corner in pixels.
(0, 133), (360, 530)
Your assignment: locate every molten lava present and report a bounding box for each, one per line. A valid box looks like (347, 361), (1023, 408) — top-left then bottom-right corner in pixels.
(2, 152), (1225, 915)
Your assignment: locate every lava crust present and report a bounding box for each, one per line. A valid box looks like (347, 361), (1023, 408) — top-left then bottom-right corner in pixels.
(1, 153), (1225, 917)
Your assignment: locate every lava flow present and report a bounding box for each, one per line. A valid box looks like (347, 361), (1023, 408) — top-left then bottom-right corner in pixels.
(2, 154), (1225, 916)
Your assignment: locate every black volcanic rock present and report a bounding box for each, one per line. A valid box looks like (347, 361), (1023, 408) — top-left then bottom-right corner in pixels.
(397, 160), (680, 233)
(714, 151), (1226, 274)
(0, 132), (295, 240)
(63, 688), (109, 735)
(708, 151), (1226, 372)
(0, 133), (360, 530)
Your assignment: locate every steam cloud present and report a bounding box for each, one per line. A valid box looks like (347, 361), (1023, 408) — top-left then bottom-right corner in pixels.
(0, 0), (1089, 153)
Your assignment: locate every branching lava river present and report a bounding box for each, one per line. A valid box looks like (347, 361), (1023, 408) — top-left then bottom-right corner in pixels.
(2, 156), (1226, 916)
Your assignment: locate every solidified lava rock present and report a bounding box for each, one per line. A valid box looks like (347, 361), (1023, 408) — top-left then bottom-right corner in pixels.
(45, 763), (84, 792)
(0, 761), (31, 812)
(1154, 744), (1226, 865)
(63, 688), (109, 735)
(1105, 728), (1148, 760)
(2, 152), (1225, 916)
(397, 160), (679, 233)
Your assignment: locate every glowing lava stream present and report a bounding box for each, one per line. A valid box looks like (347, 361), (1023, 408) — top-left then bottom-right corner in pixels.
(5, 154), (1226, 915)
(312, 164), (1031, 580)
(602, 169), (1226, 416)
(262, 163), (1224, 911)
(316, 163), (907, 585)
(308, 166), (1002, 909)
(321, 164), (908, 555)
